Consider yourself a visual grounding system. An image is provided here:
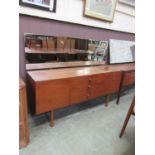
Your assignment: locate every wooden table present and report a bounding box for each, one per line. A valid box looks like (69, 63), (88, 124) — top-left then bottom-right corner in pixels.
(27, 63), (135, 127)
(26, 61), (105, 71)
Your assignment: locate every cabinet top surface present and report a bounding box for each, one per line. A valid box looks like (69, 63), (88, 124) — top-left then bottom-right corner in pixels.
(27, 63), (135, 82)
(26, 61), (105, 71)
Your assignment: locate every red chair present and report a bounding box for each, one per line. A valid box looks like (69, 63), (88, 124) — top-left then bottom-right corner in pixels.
(119, 96), (135, 138)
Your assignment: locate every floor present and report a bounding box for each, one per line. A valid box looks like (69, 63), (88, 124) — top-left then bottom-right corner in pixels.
(20, 88), (135, 155)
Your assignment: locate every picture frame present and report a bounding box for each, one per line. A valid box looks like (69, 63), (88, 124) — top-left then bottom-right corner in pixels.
(84, 0), (118, 22)
(19, 0), (57, 12)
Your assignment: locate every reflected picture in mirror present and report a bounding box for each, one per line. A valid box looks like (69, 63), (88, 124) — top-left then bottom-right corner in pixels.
(19, 0), (57, 12)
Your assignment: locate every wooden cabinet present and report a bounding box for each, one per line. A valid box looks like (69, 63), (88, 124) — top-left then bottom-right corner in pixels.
(31, 71), (122, 114)
(27, 64), (135, 126)
(27, 71), (122, 114)
(19, 78), (29, 148)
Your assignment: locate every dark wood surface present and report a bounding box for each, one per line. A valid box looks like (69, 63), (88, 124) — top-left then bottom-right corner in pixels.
(19, 78), (29, 148)
(26, 61), (105, 71)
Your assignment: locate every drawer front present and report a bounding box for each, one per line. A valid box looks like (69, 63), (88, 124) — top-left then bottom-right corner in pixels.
(90, 72), (122, 98)
(36, 79), (70, 114)
(123, 71), (135, 86)
(70, 76), (89, 104)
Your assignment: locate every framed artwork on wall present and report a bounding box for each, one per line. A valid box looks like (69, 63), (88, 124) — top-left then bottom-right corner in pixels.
(19, 0), (57, 12)
(84, 0), (118, 22)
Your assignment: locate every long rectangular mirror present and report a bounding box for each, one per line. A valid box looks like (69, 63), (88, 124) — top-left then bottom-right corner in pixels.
(24, 34), (109, 70)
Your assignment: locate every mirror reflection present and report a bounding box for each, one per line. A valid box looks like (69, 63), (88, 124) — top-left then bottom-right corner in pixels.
(24, 34), (109, 64)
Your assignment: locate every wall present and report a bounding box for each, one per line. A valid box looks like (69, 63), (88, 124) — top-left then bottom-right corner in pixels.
(19, 0), (135, 33)
(19, 15), (135, 80)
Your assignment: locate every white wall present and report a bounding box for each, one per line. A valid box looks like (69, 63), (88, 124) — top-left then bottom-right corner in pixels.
(19, 0), (135, 33)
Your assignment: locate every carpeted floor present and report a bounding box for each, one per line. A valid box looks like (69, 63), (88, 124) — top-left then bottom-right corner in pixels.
(20, 89), (135, 155)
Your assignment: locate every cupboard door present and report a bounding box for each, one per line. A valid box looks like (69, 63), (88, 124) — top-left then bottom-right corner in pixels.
(90, 72), (122, 99)
(36, 79), (70, 114)
(70, 76), (89, 104)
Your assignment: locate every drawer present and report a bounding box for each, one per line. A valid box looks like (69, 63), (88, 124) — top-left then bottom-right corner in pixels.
(69, 76), (89, 88)
(91, 72), (121, 85)
(123, 71), (135, 86)
(90, 72), (122, 98)
(36, 79), (70, 114)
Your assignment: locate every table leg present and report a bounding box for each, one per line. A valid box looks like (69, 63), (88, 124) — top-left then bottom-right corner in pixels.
(116, 72), (125, 104)
(50, 111), (54, 127)
(105, 95), (110, 107)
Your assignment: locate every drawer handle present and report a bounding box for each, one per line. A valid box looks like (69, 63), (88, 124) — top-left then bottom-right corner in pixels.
(87, 94), (90, 97)
(88, 78), (92, 82)
(88, 85), (91, 88)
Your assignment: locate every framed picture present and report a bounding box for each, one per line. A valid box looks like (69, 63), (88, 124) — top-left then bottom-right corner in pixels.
(19, 0), (57, 12)
(84, 0), (118, 22)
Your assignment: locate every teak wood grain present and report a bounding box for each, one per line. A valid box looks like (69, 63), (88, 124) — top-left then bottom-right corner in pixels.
(19, 78), (29, 148)
(27, 63), (135, 126)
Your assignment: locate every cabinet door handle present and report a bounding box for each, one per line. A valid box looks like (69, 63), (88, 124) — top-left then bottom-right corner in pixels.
(88, 85), (91, 88)
(88, 78), (92, 82)
(87, 94), (90, 97)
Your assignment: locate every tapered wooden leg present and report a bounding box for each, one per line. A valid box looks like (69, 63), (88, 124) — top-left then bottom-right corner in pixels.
(119, 111), (131, 138)
(116, 90), (121, 104)
(105, 95), (110, 107)
(50, 111), (54, 127)
(119, 97), (135, 138)
(116, 71), (125, 105)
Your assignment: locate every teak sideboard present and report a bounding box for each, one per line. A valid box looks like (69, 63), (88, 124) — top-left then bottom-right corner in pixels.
(27, 63), (134, 127)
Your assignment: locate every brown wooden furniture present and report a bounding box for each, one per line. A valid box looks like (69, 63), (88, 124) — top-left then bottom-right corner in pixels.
(19, 78), (29, 148)
(116, 70), (135, 104)
(119, 96), (135, 138)
(27, 63), (134, 127)
(26, 61), (105, 71)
